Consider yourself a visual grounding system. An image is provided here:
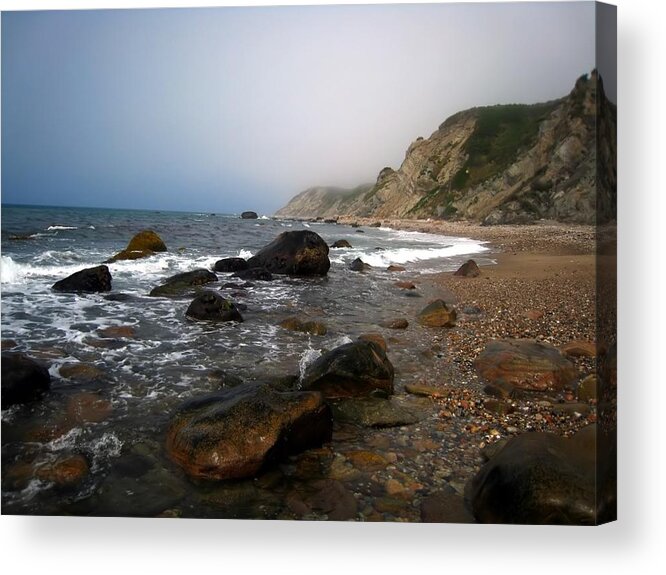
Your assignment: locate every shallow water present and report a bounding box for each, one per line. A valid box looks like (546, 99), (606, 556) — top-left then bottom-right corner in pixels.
(1, 204), (492, 517)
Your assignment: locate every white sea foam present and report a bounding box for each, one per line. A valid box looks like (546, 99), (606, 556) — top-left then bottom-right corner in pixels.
(238, 248), (253, 259)
(46, 225), (77, 231)
(298, 345), (322, 384)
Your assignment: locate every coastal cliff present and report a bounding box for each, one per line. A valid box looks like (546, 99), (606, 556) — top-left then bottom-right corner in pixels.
(276, 71), (616, 225)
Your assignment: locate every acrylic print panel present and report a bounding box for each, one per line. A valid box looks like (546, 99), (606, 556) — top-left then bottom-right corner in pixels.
(0, 1), (616, 524)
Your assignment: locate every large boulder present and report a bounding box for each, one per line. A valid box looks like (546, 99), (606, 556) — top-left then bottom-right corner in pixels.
(232, 268), (273, 281)
(417, 300), (457, 327)
(246, 230), (330, 276)
(466, 425), (615, 524)
(241, 211), (258, 219)
(52, 265), (112, 293)
(1, 352), (51, 408)
(474, 339), (577, 392)
(301, 340), (394, 399)
(149, 269), (217, 297)
(185, 291), (243, 322)
(331, 240), (352, 249)
(165, 383), (332, 480)
(105, 230), (167, 263)
(349, 258), (371, 272)
(213, 257), (249, 273)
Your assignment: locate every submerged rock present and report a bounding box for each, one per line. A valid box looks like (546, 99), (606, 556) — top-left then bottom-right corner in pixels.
(185, 291), (243, 322)
(387, 265), (406, 272)
(331, 240), (352, 249)
(301, 340), (394, 399)
(466, 425), (615, 524)
(165, 383), (332, 480)
(246, 230), (330, 276)
(349, 258), (371, 272)
(105, 230), (167, 263)
(232, 268), (273, 281)
(417, 299), (457, 327)
(279, 317), (327, 336)
(474, 339), (577, 392)
(213, 257), (249, 273)
(149, 269), (217, 297)
(1, 352), (51, 408)
(52, 265), (112, 293)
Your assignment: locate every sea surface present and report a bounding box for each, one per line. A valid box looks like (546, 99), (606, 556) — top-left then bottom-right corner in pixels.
(1, 204), (491, 516)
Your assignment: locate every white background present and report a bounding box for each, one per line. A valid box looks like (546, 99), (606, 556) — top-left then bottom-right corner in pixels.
(0, 1), (662, 573)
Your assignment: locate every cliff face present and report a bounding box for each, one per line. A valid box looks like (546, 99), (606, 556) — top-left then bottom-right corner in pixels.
(275, 72), (616, 225)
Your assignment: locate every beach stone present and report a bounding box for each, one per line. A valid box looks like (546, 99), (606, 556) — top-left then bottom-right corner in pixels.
(454, 259), (481, 277)
(185, 291), (243, 322)
(343, 450), (389, 472)
(349, 258), (371, 272)
(105, 230), (167, 263)
(381, 318), (409, 330)
(475, 339), (577, 392)
(306, 479), (358, 521)
(525, 309), (545, 321)
(355, 229), (365, 233)
(98, 326), (136, 339)
(560, 340), (597, 358)
(330, 397), (423, 428)
(300, 340), (395, 399)
(166, 382), (332, 480)
(387, 265), (406, 272)
(279, 317), (327, 336)
(246, 230), (330, 276)
(357, 333), (387, 352)
(1, 352), (51, 408)
(213, 257), (249, 273)
(331, 240), (352, 248)
(241, 211), (258, 219)
(483, 380), (518, 399)
(466, 425), (608, 524)
(149, 269), (217, 297)
(417, 300), (457, 327)
(232, 268), (273, 281)
(421, 487), (475, 523)
(370, 222), (382, 228)
(577, 374), (597, 402)
(52, 265), (112, 293)
(404, 383), (449, 398)
(394, 281), (416, 290)
(59, 363), (106, 382)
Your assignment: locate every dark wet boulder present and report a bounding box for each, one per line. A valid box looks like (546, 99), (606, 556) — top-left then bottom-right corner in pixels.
(387, 265), (406, 272)
(1, 352), (51, 408)
(185, 291), (243, 322)
(474, 339), (577, 392)
(301, 340), (394, 399)
(165, 383), (332, 480)
(52, 265), (112, 293)
(149, 269), (217, 297)
(454, 259), (481, 277)
(370, 222), (382, 228)
(105, 230), (167, 263)
(279, 317), (327, 336)
(232, 268), (273, 281)
(241, 211), (258, 219)
(466, 425), (614, 524)
(331, 240), (352, 249)
(417, 299), (457, 327)
(357, 333), (387, 352)
(246, 230), (330, 276)
(349, 258), (371, 272)
(213, 257), (249, 273)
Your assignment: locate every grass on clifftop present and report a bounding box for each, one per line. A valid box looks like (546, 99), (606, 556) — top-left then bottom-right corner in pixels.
(453, 102), (559, 190)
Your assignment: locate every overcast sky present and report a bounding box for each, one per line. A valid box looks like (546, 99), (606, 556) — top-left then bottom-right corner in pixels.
(1, 2), (597, 214)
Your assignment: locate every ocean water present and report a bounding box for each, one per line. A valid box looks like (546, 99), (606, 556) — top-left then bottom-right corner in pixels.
(1, 204), (490, 516)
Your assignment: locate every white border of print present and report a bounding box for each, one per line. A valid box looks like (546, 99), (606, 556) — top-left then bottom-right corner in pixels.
(1, 1), (663, 575)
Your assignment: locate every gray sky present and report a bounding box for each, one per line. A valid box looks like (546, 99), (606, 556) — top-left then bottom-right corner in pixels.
(1, 2), (596, 214)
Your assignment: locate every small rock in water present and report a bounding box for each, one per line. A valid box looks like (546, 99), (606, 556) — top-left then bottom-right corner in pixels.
(349, 258), (372, 272)
(454, 259), (481, 277)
